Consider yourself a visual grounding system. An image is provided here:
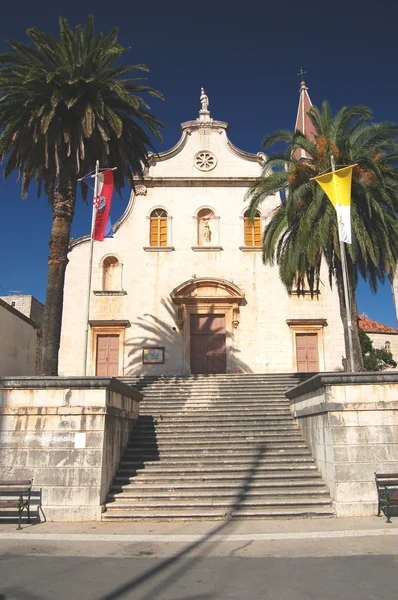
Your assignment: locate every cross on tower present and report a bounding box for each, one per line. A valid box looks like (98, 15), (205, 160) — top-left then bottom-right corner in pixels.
(297, 67), (307, 84)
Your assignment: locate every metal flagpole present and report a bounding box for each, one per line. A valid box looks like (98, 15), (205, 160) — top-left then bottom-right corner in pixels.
(83, 160), (100, 376)
(330, 155), (355, 372)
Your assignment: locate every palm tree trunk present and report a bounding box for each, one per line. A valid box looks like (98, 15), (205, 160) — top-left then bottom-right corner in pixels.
(335, 261), (364, 372)
(41, 177), (76, 375)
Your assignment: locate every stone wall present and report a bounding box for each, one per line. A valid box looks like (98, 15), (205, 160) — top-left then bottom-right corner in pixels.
(0, 377), (142, 521)
(286, 372), (398, 516)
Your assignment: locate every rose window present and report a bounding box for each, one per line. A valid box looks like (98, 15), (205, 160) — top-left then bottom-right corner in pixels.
(194, 151), (217, 172)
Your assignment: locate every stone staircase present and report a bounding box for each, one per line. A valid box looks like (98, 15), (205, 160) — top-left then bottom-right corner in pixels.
(102, 373), (334, 520)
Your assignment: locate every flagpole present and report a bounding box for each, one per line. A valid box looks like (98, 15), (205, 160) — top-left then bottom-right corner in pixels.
(83, 160), (100, 376)
(330, 155), (355, 372)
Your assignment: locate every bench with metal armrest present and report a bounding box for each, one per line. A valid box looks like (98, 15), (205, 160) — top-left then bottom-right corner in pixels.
(375, 472), (398, 523)
(0, 479), (33, 530)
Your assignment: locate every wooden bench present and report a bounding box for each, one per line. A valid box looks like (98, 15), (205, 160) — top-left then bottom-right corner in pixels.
(375, 473), (398, 523)
(0, 480), (33, 529)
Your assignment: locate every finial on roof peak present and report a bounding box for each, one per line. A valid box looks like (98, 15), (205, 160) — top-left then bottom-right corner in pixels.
(297, 67), (307, 91)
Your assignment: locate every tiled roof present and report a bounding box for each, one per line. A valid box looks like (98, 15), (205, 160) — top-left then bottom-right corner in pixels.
(358, 314), (398, 334)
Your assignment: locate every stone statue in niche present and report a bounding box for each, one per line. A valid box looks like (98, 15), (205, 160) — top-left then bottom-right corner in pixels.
(203, 220), (211, 243)
(200, 88), (209, 112)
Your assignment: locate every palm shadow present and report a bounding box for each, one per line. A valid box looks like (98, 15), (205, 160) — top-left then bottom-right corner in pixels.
(99, 443), (268, 600)
(124, 298), (251, 377)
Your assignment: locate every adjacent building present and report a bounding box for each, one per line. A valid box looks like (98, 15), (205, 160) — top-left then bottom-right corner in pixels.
(358, 314), (398, 368)
(0, 297), (41, 376)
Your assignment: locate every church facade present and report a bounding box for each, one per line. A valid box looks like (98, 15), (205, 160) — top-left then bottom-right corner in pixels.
(59, 91), (345, 377)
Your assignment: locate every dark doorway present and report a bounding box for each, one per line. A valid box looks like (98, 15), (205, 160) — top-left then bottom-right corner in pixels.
(190, 314), (226, 374)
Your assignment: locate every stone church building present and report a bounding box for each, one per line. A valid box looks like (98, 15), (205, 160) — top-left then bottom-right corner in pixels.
(59, 86), (346, 377)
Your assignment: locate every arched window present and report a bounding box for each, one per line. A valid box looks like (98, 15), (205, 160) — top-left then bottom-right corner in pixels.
(385, 340), (392, 354)
(244, 209), (262, 246)
(102, 256), (119, 291)
(197, 208), (215, 245)
(150, 209), (168, 247)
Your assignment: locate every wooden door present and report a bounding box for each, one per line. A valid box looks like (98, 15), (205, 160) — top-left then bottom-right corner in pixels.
(96, 334), (119, 376)
(190, 315), (226, 374)
(296, 333), (319, 372)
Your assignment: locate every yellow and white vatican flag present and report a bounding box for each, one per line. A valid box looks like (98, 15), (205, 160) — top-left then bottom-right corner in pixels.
(314, 165), (354, 244)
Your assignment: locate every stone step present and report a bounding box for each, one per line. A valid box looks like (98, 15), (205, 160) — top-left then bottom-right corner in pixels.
(138, 413), (292, 421)
(134, 424), (296, 434)
(132, 432), (307, 441)
(115, 472), (321, 484)
(113, 472), (323, 485)
(136, 418), (296, 426)
(127, 440), (307, 448)
(102, 505), (334, 521)
(123, 446), (310, 459)
(127, 442), (306, 453)
(105, 496), (332, 509)
(140, 394), (290, 400)
(129, 435), (303, 447)
(137, 415), (292, 423)
(122, 373), (305, 382)
(116, 464), (319, 476)
(118, 457), (315, 470)
(131, 429), (299, 441)
(110, 479), (326, 492)
(139, 393), (292, 399)
(108, 486), (329, 500)
(137, 389), (294, 396)
(137, 414), (293, 422)
(139, 406), (290, 413)
(123, 447), (311, 458)
(127, 381), (303, 389)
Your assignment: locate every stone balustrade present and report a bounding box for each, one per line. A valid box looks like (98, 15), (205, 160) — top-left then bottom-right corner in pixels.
(0, 377), (142, 521)
(286, 372), (398, 516)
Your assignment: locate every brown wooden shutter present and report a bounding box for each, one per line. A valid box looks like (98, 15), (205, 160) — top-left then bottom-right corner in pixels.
(150, 211), (168, 246)
(159, 217), (167, 246)
(244, 212), (261, 246)
(253, 217), (262, 246)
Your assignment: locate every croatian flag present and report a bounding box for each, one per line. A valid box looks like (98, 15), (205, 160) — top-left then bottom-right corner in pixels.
(92, 169), (114, 241)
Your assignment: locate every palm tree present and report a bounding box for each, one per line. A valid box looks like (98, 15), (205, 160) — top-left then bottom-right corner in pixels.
(248, 102), (398, 371)
(0, 16), (163, 375)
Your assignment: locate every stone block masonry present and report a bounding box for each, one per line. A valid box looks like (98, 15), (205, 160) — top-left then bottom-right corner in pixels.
(0, 377), (142, 521)
(286, 372), (398, 516)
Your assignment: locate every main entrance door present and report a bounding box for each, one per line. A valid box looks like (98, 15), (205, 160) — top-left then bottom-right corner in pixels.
(296, 333), (319, 372)
(190, 314), (226, 374)
(96, 334), (119, 376)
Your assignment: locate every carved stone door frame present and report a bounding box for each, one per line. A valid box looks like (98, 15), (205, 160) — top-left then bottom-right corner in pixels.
(286, 319), (327, 372)
(170, 278), (245, 375)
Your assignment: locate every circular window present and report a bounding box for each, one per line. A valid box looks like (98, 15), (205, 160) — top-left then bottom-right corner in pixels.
(194, 151), (217, 172)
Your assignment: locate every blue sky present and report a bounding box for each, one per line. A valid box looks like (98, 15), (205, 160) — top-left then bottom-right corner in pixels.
(1, 0), (397, 326)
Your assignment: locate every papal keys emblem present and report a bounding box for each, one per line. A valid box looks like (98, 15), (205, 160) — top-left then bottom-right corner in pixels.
(94, 195), (106, 212)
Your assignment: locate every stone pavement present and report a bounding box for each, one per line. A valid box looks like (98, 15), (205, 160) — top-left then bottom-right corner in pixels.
(1, 517), (398, 599)
(0, 515), (397, 541)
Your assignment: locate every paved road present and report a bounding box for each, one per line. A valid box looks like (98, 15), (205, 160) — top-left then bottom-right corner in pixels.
(0, 526), (397, 599)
